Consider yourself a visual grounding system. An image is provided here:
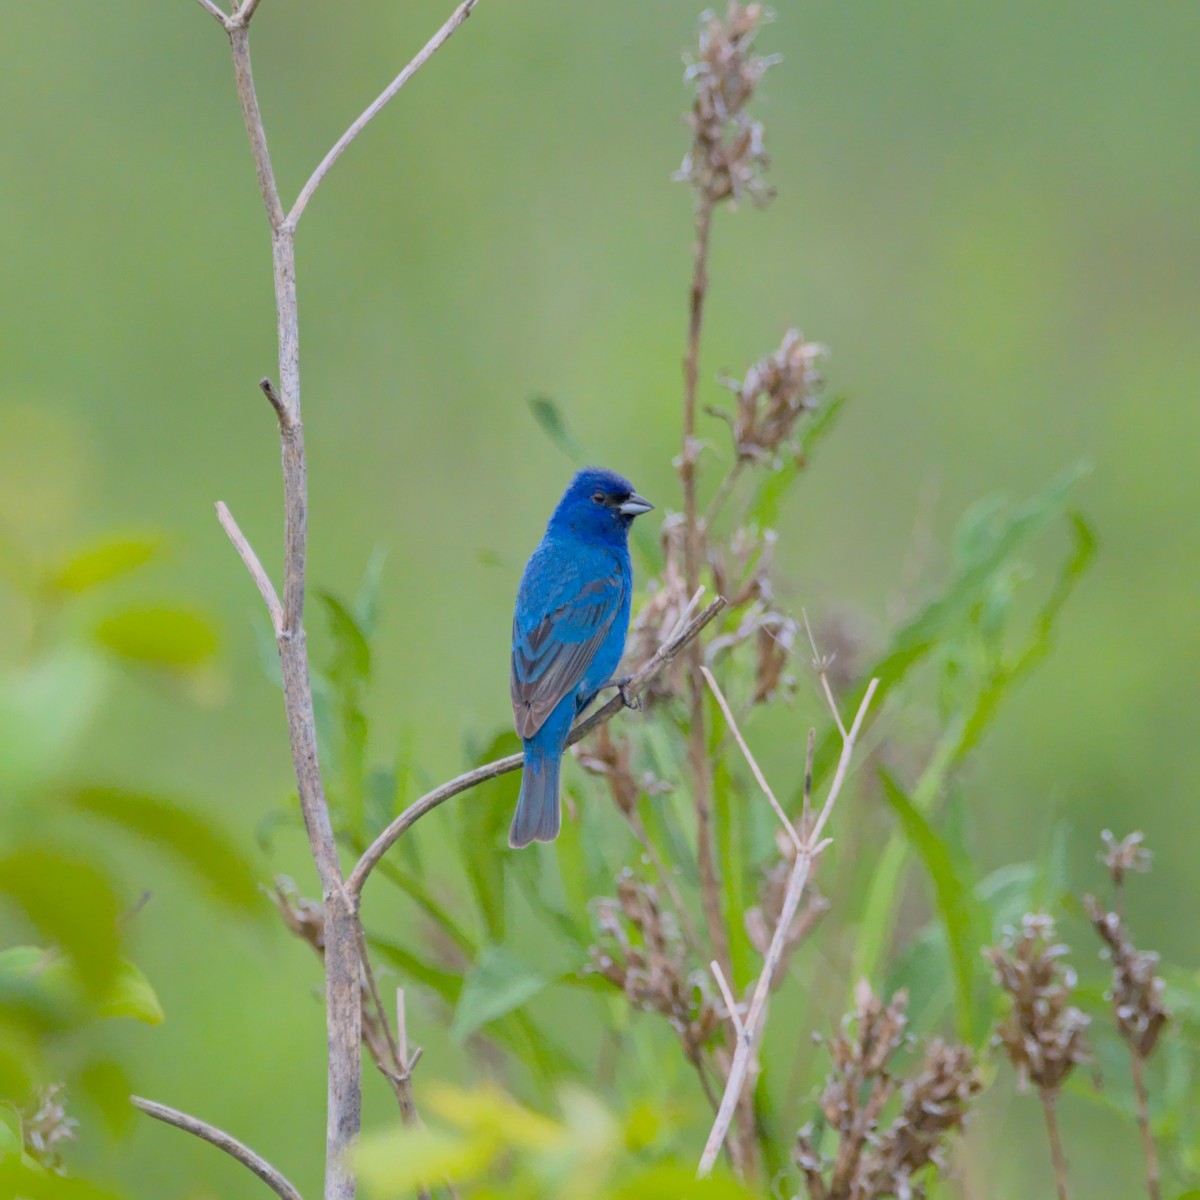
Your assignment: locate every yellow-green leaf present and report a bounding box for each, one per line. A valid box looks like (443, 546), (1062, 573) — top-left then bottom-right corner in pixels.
(91, 606), (218, 670)
(48, 535), (163, 594)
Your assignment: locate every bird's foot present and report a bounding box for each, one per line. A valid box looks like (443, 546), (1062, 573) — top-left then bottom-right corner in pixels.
(615, 675), (642, 711)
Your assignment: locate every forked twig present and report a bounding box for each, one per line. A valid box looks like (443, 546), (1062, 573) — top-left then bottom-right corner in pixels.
(697, 674), (880, 1176)
(286, 0), (481, 228)
(215, 502), (284, 635)
(701, 665), (802, 853)
(132, 1096), (303, 1200)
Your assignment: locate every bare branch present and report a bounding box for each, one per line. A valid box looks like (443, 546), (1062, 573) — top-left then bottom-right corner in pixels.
(259, 376), (293, 430)
(710, 960), (745, 1038)
(698, 676), (880, 1176)
(286, 0), (481, 229)
(132, 1096), (303, 1200)
(216, 502), (284, 635)
(192, 0), (231, 28)
(347, 596), (728, 899)
(701, 665), (802, 853)
(227, 26), (285, 231)
(237, 0), (264, 25)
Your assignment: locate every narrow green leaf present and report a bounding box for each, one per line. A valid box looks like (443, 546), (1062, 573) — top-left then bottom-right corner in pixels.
(367, 936), (464, 1006)
(807, 464), (1089, 794)
(0, 851), (121, 999)
(528, 394), (584, 463)
(879, 770), (986, 1043)
(66, 788), (260, 913)
(91, 605), (218, 670)
(48, 535), (163, 594)
(316, 591), (372, 682)
(450, 946), (549, 1042)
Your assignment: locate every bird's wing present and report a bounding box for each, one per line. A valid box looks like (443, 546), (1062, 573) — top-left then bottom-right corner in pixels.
(511, 565), (625, 739)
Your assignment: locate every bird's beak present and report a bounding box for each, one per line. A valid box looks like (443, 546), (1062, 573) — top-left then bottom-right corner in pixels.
(618, 492), (654, 516)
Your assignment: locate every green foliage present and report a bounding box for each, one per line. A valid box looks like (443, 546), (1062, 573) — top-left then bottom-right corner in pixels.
(357, 1084), (755, 1200)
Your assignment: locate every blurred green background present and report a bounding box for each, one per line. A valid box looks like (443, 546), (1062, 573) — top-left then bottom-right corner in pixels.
(1, 0), (1198, 1196)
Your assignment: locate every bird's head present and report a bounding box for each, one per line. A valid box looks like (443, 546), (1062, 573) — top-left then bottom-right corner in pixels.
(548, 467), (654, 543)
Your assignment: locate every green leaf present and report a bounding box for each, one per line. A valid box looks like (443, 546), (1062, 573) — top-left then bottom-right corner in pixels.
(354, 547), (389, 638)
(367, 936), (464, 1006)
(91, 605), (218, 671)
(807, 463), (1089, 793)
(0, 1157), (124, 1199)
(47, 534), (163, 594)
(879, 769), (987, 1044)
(0, 650), (105, 794)
(97, 960), (164, 1025)
(317, 591), (372, 682)
(79, 1059), (136, 1138)
(459, 731), (520, 942)
(450, 946), (549, 1042)
(357, 1125), (497, 1195)
(614, 1165), (758, 1199)
(0, 851), (121, 999)
(528, 394), (584, 463)
(66, 787), (261, 913)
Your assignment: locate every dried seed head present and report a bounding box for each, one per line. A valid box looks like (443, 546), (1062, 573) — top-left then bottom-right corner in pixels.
(622, 515), (691, 704)
(576, 724), (641, 816)
(678, 3), (777, 206)
(1099, 829), (1151, 889)
(23, 1084), (78, 1173)
(986, 913), (1090, 1093)
(1084, 894), (1168, 1060)
(796, 985), (980, 1200)
(270, 875), (325, 953)
(725, 329), (825, 464)
(589, 871), (719, 1061)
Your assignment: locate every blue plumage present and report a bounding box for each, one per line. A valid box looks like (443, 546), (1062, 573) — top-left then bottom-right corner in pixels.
(509, 468), (653, 847)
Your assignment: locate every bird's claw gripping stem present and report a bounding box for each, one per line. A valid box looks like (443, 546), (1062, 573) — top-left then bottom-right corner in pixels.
(616, 675), (642, 711)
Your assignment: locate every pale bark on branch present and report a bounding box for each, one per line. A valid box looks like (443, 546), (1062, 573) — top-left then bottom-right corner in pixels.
(132, 1096), (304, 1200)
(697, 672), (880, 1176)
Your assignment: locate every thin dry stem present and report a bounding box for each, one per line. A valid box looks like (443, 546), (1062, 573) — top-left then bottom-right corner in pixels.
(1039, 1090), (1070, 1200)
(1130, 1052), (1160, 1200)
(215, 502), (284, 634)
(711, 960), (745, 1037)
(132, 1096), (303, 1200)
(194, 0), (229, 25)
(701, 665), (802, 853)
(347, 596), (727, 898)
(698, 676), (880, 1176)
(286, 0), (481, 228)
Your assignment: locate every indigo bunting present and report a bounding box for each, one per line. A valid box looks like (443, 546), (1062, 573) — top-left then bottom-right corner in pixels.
(509, 468), (654, 848)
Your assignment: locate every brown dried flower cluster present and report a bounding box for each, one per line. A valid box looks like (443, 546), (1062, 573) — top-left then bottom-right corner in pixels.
(1084, 897), (1168, 1060)
(575, 724), (671, 818)
(795, 984), (981, 1200)
(1085, 831), (1167, 1062)
(1099, 828), (1152, 890)
(725, 329), (825, 464)
(22, 1084), (78, 1173)
(678, 2), (776, 205)
(590, 871), (720, 1063)
(986, 914), (1090, 1093)
(622, 514), (691, 705)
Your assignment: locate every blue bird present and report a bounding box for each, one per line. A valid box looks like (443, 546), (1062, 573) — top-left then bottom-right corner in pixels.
(509, 468), (654, 848)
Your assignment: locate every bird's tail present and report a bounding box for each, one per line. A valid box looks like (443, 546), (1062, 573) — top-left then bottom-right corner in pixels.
(509, 743), (561, 848)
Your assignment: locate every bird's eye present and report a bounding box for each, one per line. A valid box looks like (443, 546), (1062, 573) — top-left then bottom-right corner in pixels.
(591, 492), (606, 505)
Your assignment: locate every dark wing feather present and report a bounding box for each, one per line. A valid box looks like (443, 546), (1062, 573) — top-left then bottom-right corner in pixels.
(511, 573), (623, 739)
